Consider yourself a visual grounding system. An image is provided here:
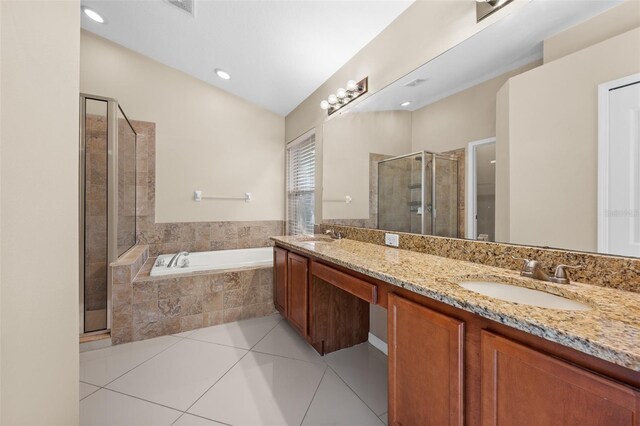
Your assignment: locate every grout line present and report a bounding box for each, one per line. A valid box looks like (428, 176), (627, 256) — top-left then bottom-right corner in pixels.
(99, 387), (184, 414)
(180, 316), (286, 423)
(299, 365), (328, 425)
(249, 349), (326, 366)
(246, 317), (327, 365)
(79, 383), (101, 401)
(248, 315), (284, 351)
(326, 362), (387, 419)
(182, 349), (251, 416)
(173, 412), (233, 426)
(170, 413), (186, 426)
(101, 336), (183, 388)
(178, 315), (283, 351)
(179, 336), (253, 351)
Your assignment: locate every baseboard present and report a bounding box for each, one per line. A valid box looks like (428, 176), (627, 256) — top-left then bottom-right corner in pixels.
(368, 332), (388, 356)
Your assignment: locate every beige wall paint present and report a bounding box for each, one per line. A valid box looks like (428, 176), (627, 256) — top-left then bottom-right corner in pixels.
(80, 31), (285, 223)
(1, 1), (80, 423)
(285, 0), (530, 144)
(495, 82), (511, 243)
(411, 61), (540, 153)
(499, 27), (640, 252)
(543, 0), (640, 63)
(323, 111), (412, 220)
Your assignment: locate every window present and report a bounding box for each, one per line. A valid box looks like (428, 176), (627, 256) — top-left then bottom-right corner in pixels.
(287, 132), (316, 235)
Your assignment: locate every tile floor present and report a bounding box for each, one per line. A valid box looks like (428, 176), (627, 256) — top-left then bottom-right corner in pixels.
(80, 313), (389, 425)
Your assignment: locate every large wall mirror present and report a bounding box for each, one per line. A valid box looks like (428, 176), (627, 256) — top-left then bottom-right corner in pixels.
(322, 0), (640, 258)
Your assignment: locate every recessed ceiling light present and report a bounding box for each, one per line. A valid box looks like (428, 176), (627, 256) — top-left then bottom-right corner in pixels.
(215, 69), (231, 80)
(400, 101), (411, 107)
(82, 6), (105, 23)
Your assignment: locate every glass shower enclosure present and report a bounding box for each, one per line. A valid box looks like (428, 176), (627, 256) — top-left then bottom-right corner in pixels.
(378, 151), (459, 237)
(79, 94), (137, 335)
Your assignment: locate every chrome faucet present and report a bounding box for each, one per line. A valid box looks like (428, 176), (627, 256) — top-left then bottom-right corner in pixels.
(325, 229), (343, 240)
(167, 251), (189, 268)
(513, 257), (582, 284)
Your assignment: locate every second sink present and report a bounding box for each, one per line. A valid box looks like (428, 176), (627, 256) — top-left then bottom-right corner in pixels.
(458, 281), (591, 311)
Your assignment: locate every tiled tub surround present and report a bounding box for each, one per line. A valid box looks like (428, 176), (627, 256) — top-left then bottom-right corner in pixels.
(318, 224), (640, 293)
(111, 248), (275, 344)
(106, 121), (280, 344)
(110, 245), (150, 344)
(138, 220), (284, 257)
(273, 235), (640, 372)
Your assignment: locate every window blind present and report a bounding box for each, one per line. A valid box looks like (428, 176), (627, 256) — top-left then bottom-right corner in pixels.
(287, 133), (316, 235)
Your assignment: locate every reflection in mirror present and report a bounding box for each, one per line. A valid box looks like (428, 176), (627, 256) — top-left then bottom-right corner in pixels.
(322, 0), (640, 258)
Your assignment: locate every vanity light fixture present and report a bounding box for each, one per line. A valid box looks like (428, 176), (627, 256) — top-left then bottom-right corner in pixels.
(400, 101), (412, 107)
(320, 77), (368, 115)
(215, 68), (231, 80)
(476, 0), (514, 22)
(82, 6), (105, 23)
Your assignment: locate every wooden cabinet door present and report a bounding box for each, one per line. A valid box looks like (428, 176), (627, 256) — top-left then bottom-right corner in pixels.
(273, 247), (288, 316)
(287, 252), (309, 337)
(388, 293), (464, 426)
(482, 331), (640, 425)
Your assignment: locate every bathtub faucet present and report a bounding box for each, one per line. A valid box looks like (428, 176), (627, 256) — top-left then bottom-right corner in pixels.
(167, 251), (189, 268)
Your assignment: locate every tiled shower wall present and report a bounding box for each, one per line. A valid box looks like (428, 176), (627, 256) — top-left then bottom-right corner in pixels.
(131, 119), (284, 256)
(117, 116), (137, 255)
(326, 149), (465, 238)
(85, 114), (108, 315)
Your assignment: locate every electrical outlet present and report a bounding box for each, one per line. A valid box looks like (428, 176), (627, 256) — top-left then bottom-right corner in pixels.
(385, 233), (399, 247)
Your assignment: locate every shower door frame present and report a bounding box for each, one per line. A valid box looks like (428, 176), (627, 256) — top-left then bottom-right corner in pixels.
(378, 150), (459, 236)
(79, 93), (137, 335)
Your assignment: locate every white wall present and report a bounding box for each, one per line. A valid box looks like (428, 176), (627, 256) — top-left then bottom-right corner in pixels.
(80, 31), (285, 223)
(498, 27), (640, 252)
(323, 111), (412, 220)
(411, 61), (540, 153)
(1, 1), (80, 423)
(543, 0), (640, 63)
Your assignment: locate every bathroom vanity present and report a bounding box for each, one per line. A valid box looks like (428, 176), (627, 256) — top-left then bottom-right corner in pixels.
(272, 236), (640, 425)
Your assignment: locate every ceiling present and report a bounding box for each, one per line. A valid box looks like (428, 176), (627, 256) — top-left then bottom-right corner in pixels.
(80, 0), (414, 116)
(349, 0), (622, 114)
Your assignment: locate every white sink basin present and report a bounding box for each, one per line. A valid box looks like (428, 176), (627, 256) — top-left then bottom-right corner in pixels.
(458, 281), (591, 311)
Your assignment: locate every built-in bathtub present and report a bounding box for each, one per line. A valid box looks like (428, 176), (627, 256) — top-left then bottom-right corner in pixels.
(110, 245), (276, 345)
(151, 247), (273, 277)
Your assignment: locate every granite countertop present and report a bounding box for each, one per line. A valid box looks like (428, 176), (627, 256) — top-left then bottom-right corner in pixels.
(271, 235), (640, 372)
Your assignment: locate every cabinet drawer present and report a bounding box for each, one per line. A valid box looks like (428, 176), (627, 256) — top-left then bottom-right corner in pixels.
(311, 261), (377, 304)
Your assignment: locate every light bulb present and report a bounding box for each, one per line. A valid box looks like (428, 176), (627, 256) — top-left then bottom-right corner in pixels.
(346, 80), (358, 92)
(328, 94), (338, 105)
(320, 100), (330, 110)
(336, 88), (346, 99)
(82, 6), (105, 23)
(215, 69), (231, 80)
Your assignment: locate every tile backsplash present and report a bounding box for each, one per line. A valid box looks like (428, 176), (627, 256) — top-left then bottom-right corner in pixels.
(318, 224), (640, 293)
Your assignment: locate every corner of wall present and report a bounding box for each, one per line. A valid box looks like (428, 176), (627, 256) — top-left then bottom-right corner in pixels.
(494, 81), (511, 243)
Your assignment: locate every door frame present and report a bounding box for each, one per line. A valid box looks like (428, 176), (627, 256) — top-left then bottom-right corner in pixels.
(466, 137), (496, 240)
(597, 73), (640, 253)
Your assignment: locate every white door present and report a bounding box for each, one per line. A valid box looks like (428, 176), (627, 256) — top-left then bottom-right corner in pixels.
(600, 78), (640, 257)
